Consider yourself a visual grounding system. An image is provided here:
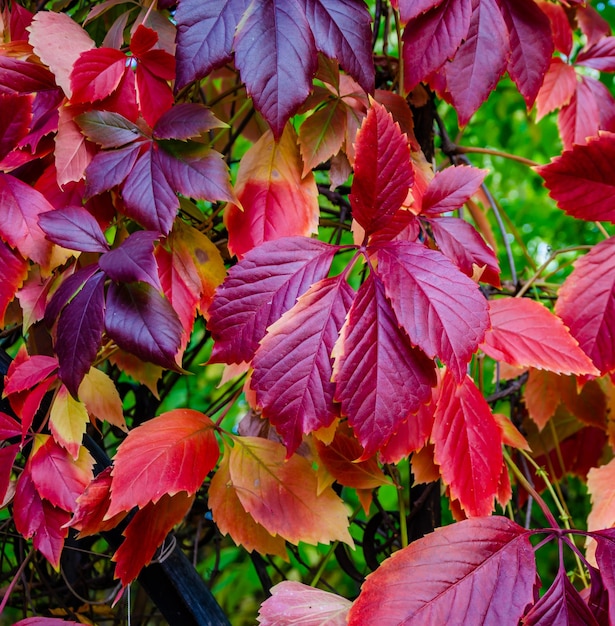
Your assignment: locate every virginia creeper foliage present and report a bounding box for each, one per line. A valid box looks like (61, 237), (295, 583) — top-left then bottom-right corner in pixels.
(2, 0), (615, 623)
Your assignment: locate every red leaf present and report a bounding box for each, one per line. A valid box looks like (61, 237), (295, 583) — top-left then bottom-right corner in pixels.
(29, 437), (93, 512)
(27, 11), (95, 98)
(445, 0), (509, 126)
(104, 281), (182, 370)
(3, 354), (58, 395)
(70, 48), (127, 103)
(55, 105), (97, 186)
(555, 237), (615, 375)
(257, 581), (351, 626)
(135, 58), (174, 127)
(349, 101), (413, 235)
(208, 237), (337, 364)
(112, 491), (194, 586)
(538, 133), (615, 223)
(376, 241), (490, 381)
(577, 37), (615, 72)
(38, 206), (109, 253)
(535, 58), (577, 121)
(129, 24), (159, 58)
(234, 0), (317, 137)
(0, 56), (56, 96)
(577, 4), (612, 48)
(497, 0), (553, 107)
(537, 1), (572, 56)
(523, 567), (600, 625)
(402, 0), (473, 93)
(0, 443), (19, 504)
(0, 242), (27, 326)
(332, 272), (436, 458)
(107, 409), (219, 517)
(428, 217), (501, 287)
(481, 298), (599, 376)
(0, 172), (53, 266)
(175, 0), (250, 88)
(251, 275), (355, 455)
(0, 93), (31, 161)
(225, 126), (319, 258)
(421, 164), (487, 215)
(432, 371), (503, 517)
(0, 413), (22, 439)
(557, 77), (601, 151)
(347, 516), (536, 625)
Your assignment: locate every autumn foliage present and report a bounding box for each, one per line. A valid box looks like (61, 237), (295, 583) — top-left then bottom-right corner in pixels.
(2, 0), (615, 623)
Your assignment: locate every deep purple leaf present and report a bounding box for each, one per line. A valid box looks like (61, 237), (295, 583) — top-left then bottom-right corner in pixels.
(121, 145), (178, 234)
(208, 237), (338, 364)
(175, 0), (251, 89)
(396, 0), (445, 22)
(402, 0), (473, 93)
(234, 0), (317, 138)
(304, 0), (375, 94)
(84, 143), (142, 198)
(157, 147), (235, 205)
(333, 272), (436, 458)
(523, 567), (600, 625)
(38, 206), (109, 253)
(251, 275), (355, 456)
(375, 240), (490, 381)
(98, 230), (161, 289)
(105, 281), (182, 370)
(153, 103), (227, 140)
(45, 264), (101, 325)
(0, 93), (31, 161)
(56, 271), (106, 397)
(75, 110), (144, 148)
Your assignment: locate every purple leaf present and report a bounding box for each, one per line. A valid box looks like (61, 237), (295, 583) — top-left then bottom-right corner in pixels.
(375, 240), (490, 381)
(75, 110), (144, 148)
(153, 103), (227, 140)
(0, 93), (31, 161)
(38, 206), (109, 253)
(0, 56), (57, 95)
(56, 271), (106, 397)
(121, 145), (178, 234)
(251, 275), (355, 456)
(84, 143), (142, 199)
(208, 237), (338, 364)
(175, 0), (251, 89)
(105, 281), (182, 370)
(593, 530), (615, 625)
(99, 230), (161, 289)
(157, 147), (235, 204)
(234, 0), (317, 138)
(45, 264), (101, 325)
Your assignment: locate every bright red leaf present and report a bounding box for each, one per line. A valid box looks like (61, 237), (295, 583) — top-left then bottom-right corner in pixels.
(375, 240), (490, 381)
(347, 516), (536, 625)
(107, 409), (219, 517)
(535, 58), (577, 121)
(332, 272), (436, 458)
(481, 298), (599, 376)
(557, 77), (602, 151)
(421, 164), (487, 216)
(349, 100), (413, 235)
(432, 371), (503, 517)
(0, 242), (27, 326)
(555, 237), (615, 375)
(70, 47), (127, 104)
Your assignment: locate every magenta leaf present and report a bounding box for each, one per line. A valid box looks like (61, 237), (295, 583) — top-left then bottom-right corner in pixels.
(0, 444), (19, 503)
(56, 271), (106, 397)
(153, 102), (227, 140)
(251, 275), (355, 456)
(38, 206), (109, 253)
(333, 272), (436, 458)
(45, 264), (101, 325)
(395, 0), (445, 23)
(98, 230), (161, 289)
(0, 56), (56, 95)
(0, 93), (31, 161)
(121, 144), (179, 234)
(208, 237), (338, 364)
(105, 281), (182, 370)
(523, 567), (599, 625)
(350, 101), (413, 235)
(75, 110), (145, 148)
(3, 355), (58, 395)
(375, 240), (490, 381)
(402, 0), (473, 93)
(0, 413), (22, 439)
(84, 143), (142, 199)
(577, 37), (615, 72)
(421, 164), (487, 215)
(175, 0), (251, 89)
(497, 0), (553, 107)
(428, 217), (500, 287)
(347, 516), (536, 625)
(593, 530), (615, 625)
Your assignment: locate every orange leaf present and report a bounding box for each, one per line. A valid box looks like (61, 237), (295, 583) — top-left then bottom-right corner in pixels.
(107, 409), (219, 517)
(493, 414), (530, 451)
(225, 125), (319, 258)
(524, 368), (562, 430)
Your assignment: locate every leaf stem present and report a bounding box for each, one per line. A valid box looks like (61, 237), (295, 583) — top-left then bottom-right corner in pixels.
(454, 146), (539, 168)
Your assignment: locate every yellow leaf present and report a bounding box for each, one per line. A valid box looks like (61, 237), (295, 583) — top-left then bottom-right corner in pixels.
(79, 367), (127, 432)
(49, 385), (89, 459)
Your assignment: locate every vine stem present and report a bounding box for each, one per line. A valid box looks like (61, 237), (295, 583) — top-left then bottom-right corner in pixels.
(454, 145), (539, 168)
(503, 449), (559, 528)
(0, 548), (34, 615)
